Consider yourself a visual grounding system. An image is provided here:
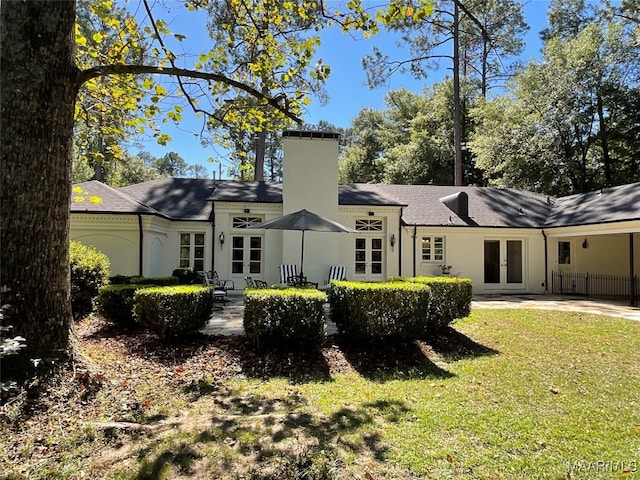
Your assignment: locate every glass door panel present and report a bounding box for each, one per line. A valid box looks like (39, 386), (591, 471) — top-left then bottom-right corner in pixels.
(231, 236), (244, 274)
(506, 240), (523, 284)
(371, 238), (383, 274)
(484, 240), (500, 284)
(249, 236), (262, 274)
(355, 238), (366, 274)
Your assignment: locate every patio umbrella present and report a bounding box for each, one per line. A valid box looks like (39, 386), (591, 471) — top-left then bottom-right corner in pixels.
(249, 209), (356, 277)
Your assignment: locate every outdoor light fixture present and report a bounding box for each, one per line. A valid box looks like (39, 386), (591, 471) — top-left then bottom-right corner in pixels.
(390, 233), (396, 248)
(219, 231), (225, 249)
(582, 238), (589, 249)
(244, 208), (250, 213)
(368, 211), (375, 216)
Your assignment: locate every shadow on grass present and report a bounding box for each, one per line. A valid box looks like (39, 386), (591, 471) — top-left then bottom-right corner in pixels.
(237, 346), (333, 383)
(131, 390), (411, 479)
(424, 326), (500, 361)
(205, 394), (408, 469)
(134, 442), (202, 480)
(334, 337), (455, 381)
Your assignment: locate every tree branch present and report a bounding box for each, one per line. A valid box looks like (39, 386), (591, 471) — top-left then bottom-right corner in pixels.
(78, 64), (302, 124)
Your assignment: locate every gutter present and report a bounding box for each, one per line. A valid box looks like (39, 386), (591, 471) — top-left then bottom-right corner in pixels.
(630, 233), (637, 307)
(137, 214), (143, 276)
(398, 207), (403, 276)
(412, 224), (418, 277)
(542, 229), (548, 294)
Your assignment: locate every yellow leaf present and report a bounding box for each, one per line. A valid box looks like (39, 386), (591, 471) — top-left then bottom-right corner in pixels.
(92, 32), (103, 43)
(89, 196), (103, 204)
(76, 35), (87, 47)
(406, 6), (414, 16)
(74, 197), (85, 203)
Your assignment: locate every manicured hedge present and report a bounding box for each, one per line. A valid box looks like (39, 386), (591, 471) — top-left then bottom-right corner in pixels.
(244, 288), (327, 350)
(329, 281), (432, 342)
(134, 285), (213, 341)
(389, 276), (473, 330)
(130, 276), (179, 286)
(95, 284), (153, 327)
(69, 240), (111, 319)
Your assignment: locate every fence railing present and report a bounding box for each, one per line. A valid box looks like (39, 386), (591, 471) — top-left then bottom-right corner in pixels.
(551, 271), (639, 306)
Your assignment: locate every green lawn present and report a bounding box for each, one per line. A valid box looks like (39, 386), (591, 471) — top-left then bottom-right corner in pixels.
(2, 309), (639, 479)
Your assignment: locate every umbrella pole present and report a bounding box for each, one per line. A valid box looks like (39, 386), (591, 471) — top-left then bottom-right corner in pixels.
(300, 230), (305, 278)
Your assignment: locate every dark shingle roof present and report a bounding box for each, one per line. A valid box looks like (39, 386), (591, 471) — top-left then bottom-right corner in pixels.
(338, 184), (407, 206)
(119, 177), (217, 221)
(376, 184), (553, 227)
(71, 178), (640, 229)
(210, 181), (283, 203)
(545, 182), (640, 227)
(70, 180), (165, 216)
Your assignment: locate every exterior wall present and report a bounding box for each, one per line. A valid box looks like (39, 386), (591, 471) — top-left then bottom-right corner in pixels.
(212, 202), (403, 287)
(71, 214), (213, 278)
(546, 224), (640, 277)
(213, 202), (284, 286)
(337, 207), (402, 283)
(163, 220), (213, 276)
(399, 226), (547, 294)
(71, 214), (141, 276)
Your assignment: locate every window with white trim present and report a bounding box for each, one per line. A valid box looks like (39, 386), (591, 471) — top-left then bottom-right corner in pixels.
(232, 216), (263, 229)
(421, 236), (445, 262)
(355, 219), (383, 231)
(179, 232), (205, 271)
(558, 241), (571, 264)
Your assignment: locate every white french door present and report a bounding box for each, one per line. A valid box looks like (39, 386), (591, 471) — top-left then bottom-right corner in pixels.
(353, 236), (385, 281)
(230, 235), (263, 283)
(483, 239), (525, 289)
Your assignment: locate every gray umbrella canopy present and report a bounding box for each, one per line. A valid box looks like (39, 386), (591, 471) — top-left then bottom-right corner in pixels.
(249, 209), (356, 276)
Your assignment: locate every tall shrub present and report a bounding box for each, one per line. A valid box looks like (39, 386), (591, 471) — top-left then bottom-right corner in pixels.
(134, 285), (213, 341)
(244, 288), (327, 350)
(69, 240), (110, 318)
(389, 276), (473, 329)
(330, 281), (431, 342)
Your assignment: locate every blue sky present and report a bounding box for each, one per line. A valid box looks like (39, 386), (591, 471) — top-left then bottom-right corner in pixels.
(137, 0), (551, 177)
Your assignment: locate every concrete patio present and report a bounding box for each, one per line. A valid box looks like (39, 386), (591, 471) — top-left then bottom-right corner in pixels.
(200, 291), (640, 337)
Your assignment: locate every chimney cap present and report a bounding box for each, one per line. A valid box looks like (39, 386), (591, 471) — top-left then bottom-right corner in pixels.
(282, 129), (340, 140)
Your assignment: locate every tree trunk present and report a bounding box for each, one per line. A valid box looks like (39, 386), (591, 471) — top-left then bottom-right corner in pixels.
(254, 129), (266, 182)
(596, 93), (612, 187)
(1, 0), (80, 375)
(453, 1), (464, 186)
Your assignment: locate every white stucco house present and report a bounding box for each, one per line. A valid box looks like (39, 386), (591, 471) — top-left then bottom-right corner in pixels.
(71, 130), (640, 305)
